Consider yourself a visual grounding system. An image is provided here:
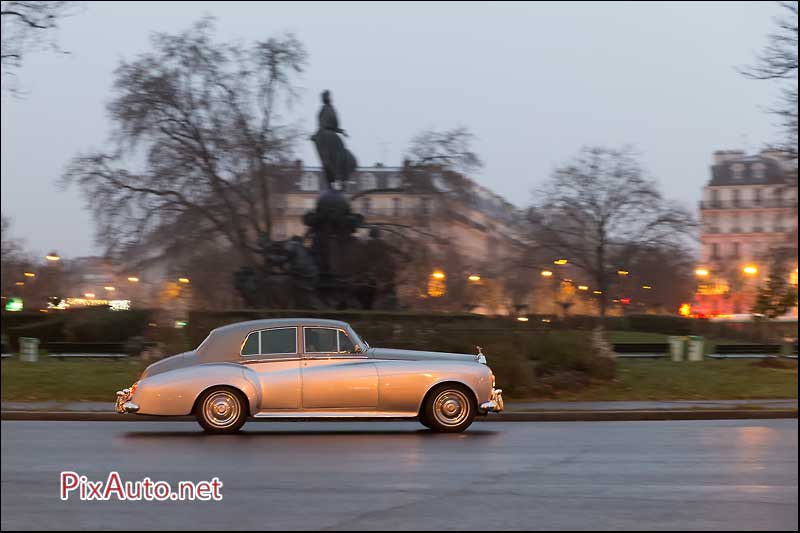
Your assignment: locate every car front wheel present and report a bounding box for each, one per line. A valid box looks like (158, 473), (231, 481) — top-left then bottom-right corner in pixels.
(195, 387), (247, 434)
(421, 384), (476, 433)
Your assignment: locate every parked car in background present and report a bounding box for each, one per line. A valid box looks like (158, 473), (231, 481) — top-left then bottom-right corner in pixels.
(116, 318), (503, 433)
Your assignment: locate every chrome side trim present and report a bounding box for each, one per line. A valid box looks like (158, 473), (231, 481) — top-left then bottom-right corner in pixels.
(301, 355), (370, 361)
(239, 357), (302, 365)
(253, 410), (417, 418)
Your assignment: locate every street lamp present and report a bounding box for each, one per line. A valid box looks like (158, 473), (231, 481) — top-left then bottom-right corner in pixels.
(467, 274), (481, 282)
(694, 268), (710, 277)
(642, 285), (652, 290)
(617, 269), (629, 276)
(431, 271), (445, 281)
(540, 270), (553, 277)
(24, 272), (35, 278)
(578, 285), (589, 291)
(127, 276), (140, 283)
(553, 259), (568, 265)
(45, 252), (61, 262)
(742, 265), (758, 276)
(104, 286), (116, 292)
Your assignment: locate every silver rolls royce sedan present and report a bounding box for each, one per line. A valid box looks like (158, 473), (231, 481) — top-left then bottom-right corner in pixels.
(115, 318), (503, 433)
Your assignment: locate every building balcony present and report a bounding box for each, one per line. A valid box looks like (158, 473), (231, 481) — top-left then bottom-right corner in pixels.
(700, 199), (799, 210)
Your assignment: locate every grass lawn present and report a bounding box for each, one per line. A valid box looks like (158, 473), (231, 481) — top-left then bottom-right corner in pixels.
(1, 358), (147, 402)
(538, 358), (798, 401)
(1, 356), (797, 403)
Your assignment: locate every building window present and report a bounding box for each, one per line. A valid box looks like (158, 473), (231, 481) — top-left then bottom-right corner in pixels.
(299, 172), (319, 192)
(421, 197), (431, 216)
(731, 188), (740, 207)
(392, 197), (401, 216)
(711, 189), (720, 207)
(753, 188), (762, 205)
(752, 212), (762, 233)
(731, 163), (745, 181)
(752, 163), (766, 181)
(731, 242), (740, 259)
(360, 172), (377, 190)
(775, 213), (784, 232)
(387, 174), (402, 189)
(711, 243), (720, 260)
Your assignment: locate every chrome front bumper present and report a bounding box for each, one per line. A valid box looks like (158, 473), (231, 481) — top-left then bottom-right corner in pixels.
(115, 388), (139, 414)
(479, 388), (504, 413)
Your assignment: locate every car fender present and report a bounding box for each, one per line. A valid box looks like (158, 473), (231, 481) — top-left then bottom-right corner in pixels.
(131, 363), (260, 416)
(374, 360), (492, 413)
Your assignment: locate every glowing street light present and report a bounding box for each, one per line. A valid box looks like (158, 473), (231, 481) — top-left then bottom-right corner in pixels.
(593, 290), (603, 295)
(516, 316), (529, 322)
(24, 272), (36, 278)
(127, 276), (140, 283)
(540, 270), (553, 277)
(578, 285), (589, 291)
(468, 274), (481, 282)
(553, 259), (568, 265)
(15, 281), (24, 286)
(742, 265), (758, 276)
(178, 277), (191, 284)
(104, 286), (116, 292)
(84, 293), (95, 298)
(45, 252), (61, 262)
(617, 269), (629, 276)
(694, 268), (710, 277)
(642, 285), (652, 290)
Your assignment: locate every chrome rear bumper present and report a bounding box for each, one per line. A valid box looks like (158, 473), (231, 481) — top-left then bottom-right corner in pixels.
(479, 388), (504, 413)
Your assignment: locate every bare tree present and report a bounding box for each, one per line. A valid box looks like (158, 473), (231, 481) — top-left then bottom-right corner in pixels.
(405, 126), (483, 174)
(1, 1), (84, 90)
(62, 18), (306, 269)
(739, 1), (798, 160)
(525, 146), (696, 319)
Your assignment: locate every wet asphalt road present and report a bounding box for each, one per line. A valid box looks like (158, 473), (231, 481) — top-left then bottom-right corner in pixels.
(1, 419), (797, 531)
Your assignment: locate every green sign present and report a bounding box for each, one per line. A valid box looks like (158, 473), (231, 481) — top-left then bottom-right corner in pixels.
(5, 298), (23, 312)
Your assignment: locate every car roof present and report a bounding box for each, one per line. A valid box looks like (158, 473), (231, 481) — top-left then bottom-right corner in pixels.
(210, 318), (351, 336)
(196, 318), (354, 364)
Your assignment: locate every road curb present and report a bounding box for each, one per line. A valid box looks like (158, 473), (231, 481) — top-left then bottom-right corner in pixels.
(1, 409), (796, 422)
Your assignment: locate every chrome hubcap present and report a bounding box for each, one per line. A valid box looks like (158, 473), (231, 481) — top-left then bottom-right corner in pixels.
(432, 390), (470, 427)
(203, 391), (240, 428)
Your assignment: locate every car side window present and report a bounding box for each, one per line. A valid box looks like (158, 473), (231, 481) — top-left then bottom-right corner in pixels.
(303, 328), (358, 354)
(304, 327), (338, 353)
(241, 327), (297, 357)
(338, 330), (355, 353)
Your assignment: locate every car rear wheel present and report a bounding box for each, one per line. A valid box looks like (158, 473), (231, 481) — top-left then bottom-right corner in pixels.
(421, 384), (476, 433)
(195, 387), (247, 434)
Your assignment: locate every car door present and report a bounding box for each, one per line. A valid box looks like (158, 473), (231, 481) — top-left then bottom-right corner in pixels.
(301, 327), (378, 409)
(239, 326), (302, 410)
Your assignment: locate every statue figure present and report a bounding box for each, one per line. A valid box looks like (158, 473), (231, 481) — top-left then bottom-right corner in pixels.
(311, 90), (357, 187)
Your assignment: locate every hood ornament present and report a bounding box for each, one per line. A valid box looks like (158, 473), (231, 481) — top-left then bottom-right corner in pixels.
(475, 346), (486, 364)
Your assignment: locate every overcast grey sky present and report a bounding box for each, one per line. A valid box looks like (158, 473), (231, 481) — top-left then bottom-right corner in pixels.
(0, 1), (785, 258)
